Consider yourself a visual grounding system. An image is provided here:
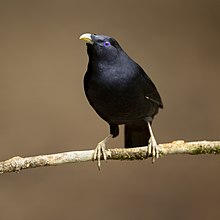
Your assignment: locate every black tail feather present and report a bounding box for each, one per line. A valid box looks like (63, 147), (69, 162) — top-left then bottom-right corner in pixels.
(124, 120), (150, 148)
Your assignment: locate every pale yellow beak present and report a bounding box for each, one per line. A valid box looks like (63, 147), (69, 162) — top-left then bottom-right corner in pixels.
(79, 33), (94, 44)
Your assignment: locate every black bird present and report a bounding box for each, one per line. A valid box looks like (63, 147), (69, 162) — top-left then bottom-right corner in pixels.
(79, 33), (163, 168)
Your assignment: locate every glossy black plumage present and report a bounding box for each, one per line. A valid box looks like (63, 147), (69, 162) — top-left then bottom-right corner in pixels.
(80, 33), (163, 167)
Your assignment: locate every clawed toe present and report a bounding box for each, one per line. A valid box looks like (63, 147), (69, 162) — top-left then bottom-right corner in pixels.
(147, 138), (160, 163)
(147, 122), (160, 163)
(93, 142), (108, 170)
(93, 134), (112, 170)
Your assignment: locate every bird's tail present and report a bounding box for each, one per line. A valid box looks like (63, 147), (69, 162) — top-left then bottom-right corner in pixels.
(124, 120), (150, 148)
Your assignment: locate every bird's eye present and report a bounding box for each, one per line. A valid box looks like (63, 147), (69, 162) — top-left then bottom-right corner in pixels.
(103, 41), (111, 47)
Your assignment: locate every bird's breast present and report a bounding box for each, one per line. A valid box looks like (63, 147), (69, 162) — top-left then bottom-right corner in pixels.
(85, 69), (153, 124)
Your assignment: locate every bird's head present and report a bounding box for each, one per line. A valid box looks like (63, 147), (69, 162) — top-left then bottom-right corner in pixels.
(79, 33), (122, 63)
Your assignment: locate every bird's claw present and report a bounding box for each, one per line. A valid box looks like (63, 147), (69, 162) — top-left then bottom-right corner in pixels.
(147, 137), (160, 163)
(93, 141), (108, 170)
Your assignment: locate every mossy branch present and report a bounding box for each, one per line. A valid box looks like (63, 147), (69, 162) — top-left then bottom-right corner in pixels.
(0, 140), (219, 175)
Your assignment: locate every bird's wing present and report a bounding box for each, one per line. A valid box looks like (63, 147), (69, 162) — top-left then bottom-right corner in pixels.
(139, 66), (163, 108)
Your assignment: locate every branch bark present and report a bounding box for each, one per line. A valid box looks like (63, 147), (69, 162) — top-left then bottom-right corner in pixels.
(0, 140), (219, 175)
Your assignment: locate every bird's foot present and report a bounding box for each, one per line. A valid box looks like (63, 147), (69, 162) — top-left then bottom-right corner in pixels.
(93, 134), (112, 170)
(147, 137), (160, 163)
(93, 141), (108, 170)
(147, 122), (160, 163)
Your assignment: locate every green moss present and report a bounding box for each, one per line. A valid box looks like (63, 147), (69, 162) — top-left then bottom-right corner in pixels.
(112, 151), (147, 160)
(191, 145), (220, 155)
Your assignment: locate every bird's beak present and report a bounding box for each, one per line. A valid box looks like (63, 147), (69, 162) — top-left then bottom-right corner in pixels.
(79, 33), (94, 44)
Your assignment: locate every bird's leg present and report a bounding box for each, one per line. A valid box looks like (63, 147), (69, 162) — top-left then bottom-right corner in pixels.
(147, 122), (160, 163)
(93, 134), (112, 170)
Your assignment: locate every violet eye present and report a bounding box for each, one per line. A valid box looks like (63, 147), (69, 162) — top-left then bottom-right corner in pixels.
(104, 41), (111, 47)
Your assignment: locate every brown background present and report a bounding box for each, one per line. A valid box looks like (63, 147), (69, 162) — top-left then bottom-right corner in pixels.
(0, 0), (219, 219)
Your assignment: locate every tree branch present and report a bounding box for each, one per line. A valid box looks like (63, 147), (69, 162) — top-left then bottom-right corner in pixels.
(0, 140), (219, 175)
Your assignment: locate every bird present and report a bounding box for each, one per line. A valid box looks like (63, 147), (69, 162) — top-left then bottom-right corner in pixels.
(79, 33), (163, 169)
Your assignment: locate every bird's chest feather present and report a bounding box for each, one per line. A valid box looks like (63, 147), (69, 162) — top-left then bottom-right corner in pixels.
(87, 67), (139, 104)
(85, 66), (147, 123)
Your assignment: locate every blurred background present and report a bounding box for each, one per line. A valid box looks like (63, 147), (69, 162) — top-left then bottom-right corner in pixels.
(0, 0), (219, 219)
